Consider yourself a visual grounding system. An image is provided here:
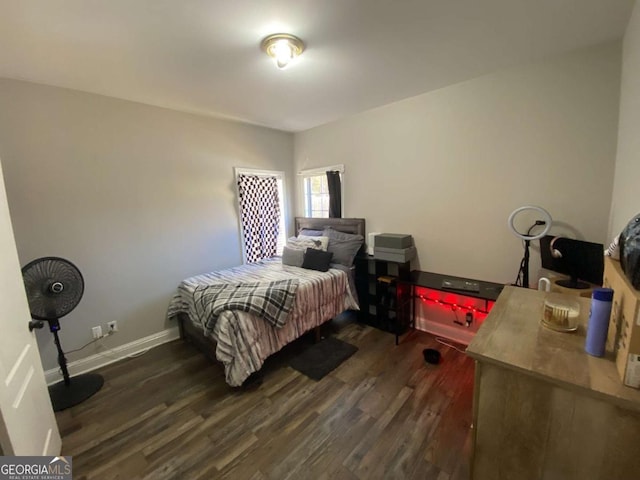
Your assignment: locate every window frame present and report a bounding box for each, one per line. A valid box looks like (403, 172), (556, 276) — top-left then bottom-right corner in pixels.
(298, 164), (344, 219)
(304, 174), (330, 218)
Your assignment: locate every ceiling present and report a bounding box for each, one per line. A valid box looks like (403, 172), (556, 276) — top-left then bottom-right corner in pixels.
(0, 0), (634, 132)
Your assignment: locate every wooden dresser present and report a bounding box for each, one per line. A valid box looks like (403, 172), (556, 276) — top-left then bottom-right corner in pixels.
(466, 286), (640, 480)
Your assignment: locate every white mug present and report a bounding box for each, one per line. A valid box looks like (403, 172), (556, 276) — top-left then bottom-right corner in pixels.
(538, 277), (551, 292)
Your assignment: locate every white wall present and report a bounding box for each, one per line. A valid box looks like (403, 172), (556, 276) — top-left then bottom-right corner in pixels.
(609, 2), (640, 238)
(0, 79), (293, 371)
(295, 42), (621, 284)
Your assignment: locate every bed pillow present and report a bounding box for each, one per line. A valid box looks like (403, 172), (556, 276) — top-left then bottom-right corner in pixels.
(323, 228), (364, 267)
(301, 248), (333, 272)
(299, 228), (324, 237)
(282, 246), (305, 267)
(298, 235), (329, 251)
(287, 236), (329, 251)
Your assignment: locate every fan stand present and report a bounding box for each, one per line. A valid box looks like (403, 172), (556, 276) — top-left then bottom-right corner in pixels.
(47, 319), (104, 412)
(508, 205), (553, 289)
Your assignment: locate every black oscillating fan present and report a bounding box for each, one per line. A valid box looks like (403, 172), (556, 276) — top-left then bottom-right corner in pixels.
(22, 257), (103, 412)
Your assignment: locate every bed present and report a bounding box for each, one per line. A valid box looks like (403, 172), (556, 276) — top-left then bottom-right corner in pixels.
(167, 217), (366, 387)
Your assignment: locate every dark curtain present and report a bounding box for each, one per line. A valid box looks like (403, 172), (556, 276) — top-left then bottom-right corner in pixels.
(237, 174), (280, 263)
(326, 170), (342, 218)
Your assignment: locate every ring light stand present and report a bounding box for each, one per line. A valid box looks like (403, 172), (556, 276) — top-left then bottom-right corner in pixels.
(508, 206), (552, 288)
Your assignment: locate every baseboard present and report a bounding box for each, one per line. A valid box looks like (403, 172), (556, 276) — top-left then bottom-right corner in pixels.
(44, 327), (181, 385)
(414, 316), (475, 346)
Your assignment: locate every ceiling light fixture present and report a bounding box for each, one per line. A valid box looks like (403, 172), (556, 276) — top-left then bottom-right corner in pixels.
(261, 33), (305, 70)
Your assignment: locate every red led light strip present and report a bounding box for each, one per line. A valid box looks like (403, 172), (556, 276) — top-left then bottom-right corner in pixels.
(418, 295), (491, 315)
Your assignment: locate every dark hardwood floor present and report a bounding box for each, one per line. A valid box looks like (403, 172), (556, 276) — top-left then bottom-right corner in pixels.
(56, 317), (475, 480)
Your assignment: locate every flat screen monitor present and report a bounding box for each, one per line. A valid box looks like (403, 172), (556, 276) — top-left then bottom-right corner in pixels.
(539, 235), (604, 289)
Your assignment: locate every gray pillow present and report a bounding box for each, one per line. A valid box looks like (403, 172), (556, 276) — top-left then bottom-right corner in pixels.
(282, 246), (305, 267)
(323, 227), (364, 267)
(299, 228), (324, 237)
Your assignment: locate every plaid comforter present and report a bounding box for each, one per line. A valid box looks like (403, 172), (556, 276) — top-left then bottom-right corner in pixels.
(190, 279), (299, 331)
(167, 258), (358, 386)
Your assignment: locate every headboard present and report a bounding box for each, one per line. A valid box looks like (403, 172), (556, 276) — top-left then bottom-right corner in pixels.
(294, 217), (366, 237)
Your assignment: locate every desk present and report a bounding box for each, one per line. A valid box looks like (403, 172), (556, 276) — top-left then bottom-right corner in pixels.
(467, 286), (640, 480)
(399, 270), (504, 345)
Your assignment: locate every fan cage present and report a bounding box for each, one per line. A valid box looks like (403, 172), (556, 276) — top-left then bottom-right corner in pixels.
(22, 256), (84, 321)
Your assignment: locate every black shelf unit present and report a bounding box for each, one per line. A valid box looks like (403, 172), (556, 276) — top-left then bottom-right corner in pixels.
(354, 255), (412, 343)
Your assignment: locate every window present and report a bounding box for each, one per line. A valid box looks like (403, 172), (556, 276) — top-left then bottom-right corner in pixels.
(235, 168), (287, 263)
(300, 165), (344, 218)
(304, 174), (329, 218)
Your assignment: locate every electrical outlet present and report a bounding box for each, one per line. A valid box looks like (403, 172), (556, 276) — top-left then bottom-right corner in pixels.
(107, 321), (118, 333)
(465, 312), (473, 327)
(92, 326), (102, 339)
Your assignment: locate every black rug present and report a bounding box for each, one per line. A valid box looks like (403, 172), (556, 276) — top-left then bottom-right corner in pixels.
(289, 336), (358, 381)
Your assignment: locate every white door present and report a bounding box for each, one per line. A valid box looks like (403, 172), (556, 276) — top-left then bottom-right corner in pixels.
(0, 158), (61, 455)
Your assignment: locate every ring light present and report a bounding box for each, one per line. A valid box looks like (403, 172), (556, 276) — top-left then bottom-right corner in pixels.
(508, 205), (553, 289)
(508, 205), (552, 241)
